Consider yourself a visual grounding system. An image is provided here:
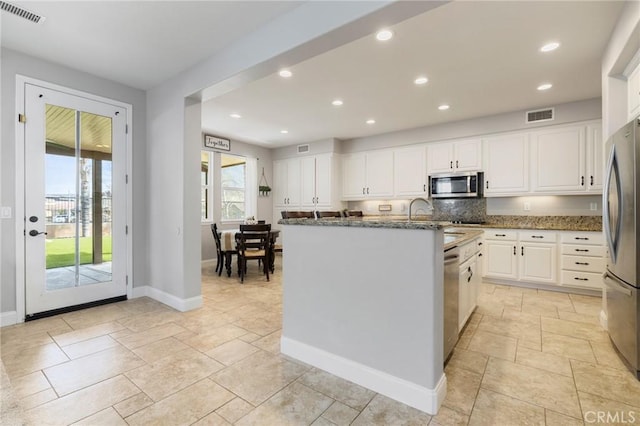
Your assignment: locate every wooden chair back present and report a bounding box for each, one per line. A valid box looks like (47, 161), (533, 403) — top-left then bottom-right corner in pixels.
(281, 211), (315, 219)
(316, 211), (342, 218)
(345, 210), (364, 217)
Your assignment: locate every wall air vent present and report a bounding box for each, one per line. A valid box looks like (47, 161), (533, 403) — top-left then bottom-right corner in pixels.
(526, 108), (554, 123)
(297, 144), (310, 154)
(0, 1), (46, 24)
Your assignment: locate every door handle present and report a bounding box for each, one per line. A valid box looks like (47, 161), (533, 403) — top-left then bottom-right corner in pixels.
(456, 160), (459, 169)
(29, 230), (48, 237)
(521, 246), (524, 256)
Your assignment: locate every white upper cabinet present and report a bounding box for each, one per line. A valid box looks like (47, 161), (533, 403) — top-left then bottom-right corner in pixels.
(313, 154), (334, 207)
(427, 139), (481, 175)
(342, 150), (394, 199)
(394, 146), (427, 197)
(531, 125), (586, 193)
(482, 133), (529, 196)
(275, 154), (340, 209)
(342, 153), (367, 199)
(273, 159), (301, 207)
(586, 123), (603, 192)
(300, 156), (317, 207)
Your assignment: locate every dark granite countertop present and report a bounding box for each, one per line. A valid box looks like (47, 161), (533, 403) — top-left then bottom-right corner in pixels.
(278, 217), (450, 230)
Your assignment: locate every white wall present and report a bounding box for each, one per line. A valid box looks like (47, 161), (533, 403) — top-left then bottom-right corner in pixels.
(271, 138), (342, 161)
(341, 98), (601, 153)
(0, 48), (147, 316)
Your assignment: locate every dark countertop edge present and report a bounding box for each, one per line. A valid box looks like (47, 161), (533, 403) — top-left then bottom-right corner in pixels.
(278, 218), (450, 230)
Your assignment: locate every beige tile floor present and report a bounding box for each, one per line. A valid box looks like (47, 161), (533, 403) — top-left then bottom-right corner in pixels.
(2, 258), (640, 425)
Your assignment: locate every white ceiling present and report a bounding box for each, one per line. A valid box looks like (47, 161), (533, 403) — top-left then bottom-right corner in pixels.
(1, 1), (626, 149)
(0, 1), (302, 90)
(201, 1), (626, 147)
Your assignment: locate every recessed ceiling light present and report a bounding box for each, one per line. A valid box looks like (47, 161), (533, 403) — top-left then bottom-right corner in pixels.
(332, 99), (343, 106)
(414, 76), (428, 85)
(366, 119), (376, 125)
(438, 104), (450, 111)
(230, 113), (242, 119)
(280, 129), (289, 134)
(375, 29), (393, 41)
(540, 42), (560, 52)
(537, 83), (553, 91)
(279, 69), (292, 78)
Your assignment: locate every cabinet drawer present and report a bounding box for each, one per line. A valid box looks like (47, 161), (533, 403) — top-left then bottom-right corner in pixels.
(561, 270), (604, 290)
(561, 244), (606, 257)
(561, 255), (605, 273)
(519, 231), (557, 243)
(460, 238), (480, 262)
(560, 232), (604, 245)
(484, 230), (517, 241)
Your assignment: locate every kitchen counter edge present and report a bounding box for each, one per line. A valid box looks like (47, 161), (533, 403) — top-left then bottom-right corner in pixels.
(278, 218), (450, 230)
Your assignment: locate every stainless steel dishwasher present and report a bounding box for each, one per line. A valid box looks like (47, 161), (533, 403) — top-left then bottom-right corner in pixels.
(444, 245), (460, 362)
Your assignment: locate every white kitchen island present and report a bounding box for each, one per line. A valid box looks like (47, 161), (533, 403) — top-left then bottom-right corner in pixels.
(279, 218), (448, 415)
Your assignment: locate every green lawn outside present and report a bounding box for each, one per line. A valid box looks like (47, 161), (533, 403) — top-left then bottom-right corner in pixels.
(46, 236), (112, 269)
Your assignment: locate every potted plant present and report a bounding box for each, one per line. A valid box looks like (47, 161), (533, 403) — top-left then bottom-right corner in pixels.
(259, 185), (271, 196)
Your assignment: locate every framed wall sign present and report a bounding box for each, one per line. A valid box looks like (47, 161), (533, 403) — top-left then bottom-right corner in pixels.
(204, 134), (231, 151)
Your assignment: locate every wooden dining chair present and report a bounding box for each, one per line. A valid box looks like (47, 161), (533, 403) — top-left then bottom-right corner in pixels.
(235, 223), (271, 283)
(211, 223), (224, 276)
(281, 211), (315, 219)
(345, 210), (364, 217)
(316, 210), (342, 218)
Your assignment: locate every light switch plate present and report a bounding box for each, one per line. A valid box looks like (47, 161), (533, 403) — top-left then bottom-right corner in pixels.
(378, 204), (392, 212)
(1, 207), (11, 219)
(523, 202), (531, 211)
(590, 202), (597, 211)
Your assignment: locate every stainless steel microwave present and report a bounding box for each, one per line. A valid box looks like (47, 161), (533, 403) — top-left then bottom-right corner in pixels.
(429, 172), (484, 198)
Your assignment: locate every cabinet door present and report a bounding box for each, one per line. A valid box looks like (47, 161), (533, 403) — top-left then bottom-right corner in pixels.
(300, 156), (317, 207)
(427, 142), (454, 174)
(454, 139), (481, 171)
(314, 154), (333, 207)
(366, 151), (394, 197)
(531, 126), (586, 192)
(273, 160), (288, 206)
(483, 133), (529, 195)
(286, 159), (302, 206)
(459, 259), (471, 332)
(483, 240), (518, 279)
(586, 123), (603, 193)
(394, 146), (427, 197)
(519, 243), (557, 284)
(342, 154), (367, 199)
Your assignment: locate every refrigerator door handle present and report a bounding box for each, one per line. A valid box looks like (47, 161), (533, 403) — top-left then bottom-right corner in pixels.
(603, 272), (633, 297)
(603, 146), (621, 263)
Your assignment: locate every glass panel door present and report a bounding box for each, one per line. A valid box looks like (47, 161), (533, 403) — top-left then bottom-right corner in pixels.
(25, 84), (127, 317)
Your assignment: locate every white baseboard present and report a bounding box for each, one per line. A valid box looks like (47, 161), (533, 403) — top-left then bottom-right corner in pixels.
(1, 311), (18, 327)
(281, 336), (446, 415)
(130, 286), (202, 312)
(600, 309), (608, 331)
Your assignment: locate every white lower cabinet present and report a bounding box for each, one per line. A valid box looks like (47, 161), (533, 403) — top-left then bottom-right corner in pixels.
(483, 231), (518, 280)
(458, 237), (482, 332)
(518, 231), (557, 284)
(559, 231), (605, 290)
(482, 229), (605, 291)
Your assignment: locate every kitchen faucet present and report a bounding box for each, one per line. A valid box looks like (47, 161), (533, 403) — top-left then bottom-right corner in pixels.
(408, 197), (433, 222)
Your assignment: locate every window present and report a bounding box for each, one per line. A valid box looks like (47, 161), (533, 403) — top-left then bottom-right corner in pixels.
(201, 151), (213, 222)
(221, 154), (257, 221)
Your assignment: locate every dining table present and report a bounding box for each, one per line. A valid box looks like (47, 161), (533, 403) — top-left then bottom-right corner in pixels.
(219, 228), (280, 277)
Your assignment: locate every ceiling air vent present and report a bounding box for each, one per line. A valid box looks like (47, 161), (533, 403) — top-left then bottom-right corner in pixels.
(0, 1), (46, 24)
(526, 108), (554, 123)
(297, 144), (310, 154)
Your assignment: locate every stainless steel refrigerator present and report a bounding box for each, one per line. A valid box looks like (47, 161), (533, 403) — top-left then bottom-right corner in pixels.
(603, 116), (640, 380)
